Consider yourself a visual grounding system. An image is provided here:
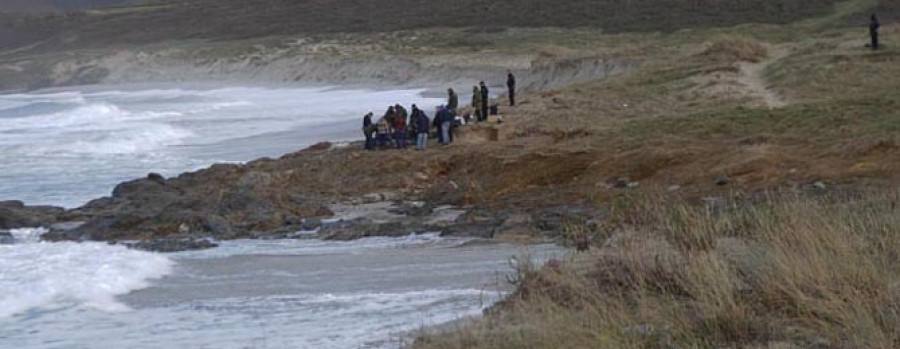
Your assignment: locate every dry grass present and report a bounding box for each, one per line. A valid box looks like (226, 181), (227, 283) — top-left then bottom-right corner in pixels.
(415, 191), (900, 348)
(697, 40), (770, 64)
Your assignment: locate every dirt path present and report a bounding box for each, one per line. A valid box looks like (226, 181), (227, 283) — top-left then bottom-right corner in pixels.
(737, 45), (790, 108)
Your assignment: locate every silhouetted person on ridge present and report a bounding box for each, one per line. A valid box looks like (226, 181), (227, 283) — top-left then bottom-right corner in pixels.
(479, 81), (489, 122)
(870, 14), (881, 51)
(507, 70), (517, 106)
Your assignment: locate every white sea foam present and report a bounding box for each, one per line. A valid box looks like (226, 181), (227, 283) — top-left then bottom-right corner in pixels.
(0, 85), (442, 207)
(0, 231), (563, 348)
(0, 229), (174, 318)
(168, 288), (502, 349)
(178, 233), (469, 259)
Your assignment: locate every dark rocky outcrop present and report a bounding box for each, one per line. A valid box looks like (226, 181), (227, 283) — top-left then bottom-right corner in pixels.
(59, 169), (334, 243)
(122, 238), (219, 253)
(0, 200), (64, 230)
(318, 218), (433, 241)
(19, 138), (601, 251)
(0, 231), (15, 244)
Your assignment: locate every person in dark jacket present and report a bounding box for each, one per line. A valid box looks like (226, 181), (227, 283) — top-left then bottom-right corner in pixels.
(362, 112), (375, 150)
(432, 106), (448, 145)
(447, 88), (459, 112)
(415, 106), (430, 150)
(479, 81), (489, 122)
(871, 14), (881, 50)
(384, 106), (397, 126)
(437, 106), (453, 145)
(507, 70), (517, 106)
(433, 106), (444, 144)
(409, 104), (420, 135)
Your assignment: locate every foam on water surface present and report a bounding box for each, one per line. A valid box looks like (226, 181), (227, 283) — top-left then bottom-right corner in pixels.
(0, 85), (554, 348)
(0, 229), (174, 319)
(0, 86), (443, 207)
(178, 233), (466, 259)
(0, 230), (563, 349)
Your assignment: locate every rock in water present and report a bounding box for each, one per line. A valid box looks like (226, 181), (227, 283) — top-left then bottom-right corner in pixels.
(124, 238), (219, 253)
(0, 231), (15, 244)
(0, 202), (63, 229)
(715, 176), (729, 186)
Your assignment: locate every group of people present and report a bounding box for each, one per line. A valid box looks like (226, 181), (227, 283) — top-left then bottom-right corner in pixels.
(361, 102), (459, 151)
(361, 71), (517, 151)
(358, 15), (886, 151)
(469, 71), (517, 121)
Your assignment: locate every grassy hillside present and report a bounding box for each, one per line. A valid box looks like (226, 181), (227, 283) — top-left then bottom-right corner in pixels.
(416, 192), (900, 348)
(0, 0), (852, 50)
(408, 2), (900, 346)
(0, 0), (135, 13)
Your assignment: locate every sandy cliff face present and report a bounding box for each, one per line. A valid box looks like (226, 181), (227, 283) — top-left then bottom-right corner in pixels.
(38, 45), (635, 92)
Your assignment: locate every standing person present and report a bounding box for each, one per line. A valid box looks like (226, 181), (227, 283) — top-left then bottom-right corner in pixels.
(471, 85), (483, 122)
(870, 14), (881, 51)
(384, 106), (397, 127)
(441, 108), (454, 145)
(447, 88), (459, 112)
(433, 106), (449, 145)
(409, 104), (420, 136)
(375, 116), (391, 149)
(433, 106), (444, 144)
(479, 81), (489, 122)
(415, 106), (430, 150)
(395, 104), (409, 124)
(392, 107), (407, 149)
(507, 70), (517, 106)
(362, 112), (375, 150)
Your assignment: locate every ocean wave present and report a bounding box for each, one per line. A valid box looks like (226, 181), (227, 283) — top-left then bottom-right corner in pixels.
(0, 102), (195, 154)
(0, 229), (174, 318)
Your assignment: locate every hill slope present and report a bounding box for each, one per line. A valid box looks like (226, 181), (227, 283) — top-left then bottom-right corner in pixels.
(1, 0), (847, 50)
(0, 0), (135, 13)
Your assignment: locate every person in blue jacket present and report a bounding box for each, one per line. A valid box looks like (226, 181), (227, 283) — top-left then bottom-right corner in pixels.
(412, 105), (430, 150)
